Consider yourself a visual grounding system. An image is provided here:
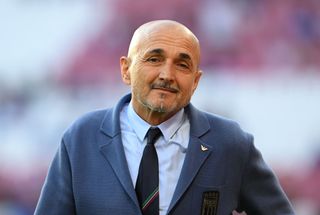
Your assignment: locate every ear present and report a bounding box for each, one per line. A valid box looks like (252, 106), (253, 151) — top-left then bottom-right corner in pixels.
(192, 69), (202, 94)
(120, 56), (131, 85)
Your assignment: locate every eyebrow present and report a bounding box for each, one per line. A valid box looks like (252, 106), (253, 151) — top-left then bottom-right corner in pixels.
(146, 48), (164, 55)
(147, 49), (191, 60)
(145, 48), (193, 64)
(179, 53), (192, 61)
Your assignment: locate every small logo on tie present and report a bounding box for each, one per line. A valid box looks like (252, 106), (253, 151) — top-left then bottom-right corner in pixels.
(201, 145), (208, 151)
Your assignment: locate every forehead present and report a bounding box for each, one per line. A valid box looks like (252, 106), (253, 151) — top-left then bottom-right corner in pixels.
(133, 25), (200, 64)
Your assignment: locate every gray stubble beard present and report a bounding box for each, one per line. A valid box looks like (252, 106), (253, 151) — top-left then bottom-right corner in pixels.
(140, 98), (166, 113)
(138, 93), (167, 113)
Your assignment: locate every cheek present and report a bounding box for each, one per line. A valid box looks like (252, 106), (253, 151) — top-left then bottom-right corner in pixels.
(131, 63), (153, 81)
(179, 79), (197, 95)
(131, 74), (150, 94)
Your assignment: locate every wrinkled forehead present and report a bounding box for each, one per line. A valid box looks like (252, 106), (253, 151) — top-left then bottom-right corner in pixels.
(128, 21), (200, 65)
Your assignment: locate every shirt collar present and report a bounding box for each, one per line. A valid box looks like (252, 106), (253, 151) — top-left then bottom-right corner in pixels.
(127, 101), (185, 144)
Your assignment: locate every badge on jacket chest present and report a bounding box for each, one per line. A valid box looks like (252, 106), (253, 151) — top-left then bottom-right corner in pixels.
(201, 191), (219, 215)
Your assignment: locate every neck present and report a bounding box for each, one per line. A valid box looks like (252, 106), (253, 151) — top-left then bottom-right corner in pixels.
(143, 111), (174, 126)
(132, 104), (176, 126)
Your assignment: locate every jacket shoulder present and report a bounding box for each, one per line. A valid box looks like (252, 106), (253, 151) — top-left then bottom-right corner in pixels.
(200, 111), (254, 152)
(62, 108), (111, 140)
(205, 112), (251, 137)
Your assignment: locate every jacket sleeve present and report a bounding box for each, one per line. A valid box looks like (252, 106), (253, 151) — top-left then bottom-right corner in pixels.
(34, 138), (76, 215)
(237, 137), (295, 215)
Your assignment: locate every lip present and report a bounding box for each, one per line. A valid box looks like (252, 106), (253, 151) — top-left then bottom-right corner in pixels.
(152, 87), (178, 93)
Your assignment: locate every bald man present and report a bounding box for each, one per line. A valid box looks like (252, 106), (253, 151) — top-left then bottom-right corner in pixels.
(35, 20), (295, 215)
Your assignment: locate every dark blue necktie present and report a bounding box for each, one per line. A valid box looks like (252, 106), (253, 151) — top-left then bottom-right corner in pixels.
(136, 127), (162, 215)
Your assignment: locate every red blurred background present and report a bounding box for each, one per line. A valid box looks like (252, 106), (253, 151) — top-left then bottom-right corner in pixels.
(0, 0), (320, 214)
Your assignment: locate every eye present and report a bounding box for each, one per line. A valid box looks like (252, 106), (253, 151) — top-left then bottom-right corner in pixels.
(177, 62), (189, 69)
(147, 57), (161, 63)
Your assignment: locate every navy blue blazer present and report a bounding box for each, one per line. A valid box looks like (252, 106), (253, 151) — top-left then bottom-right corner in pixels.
(35, 94), (294, 215)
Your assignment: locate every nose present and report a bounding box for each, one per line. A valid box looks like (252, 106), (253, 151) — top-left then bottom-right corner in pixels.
(158, 61), (174, 81)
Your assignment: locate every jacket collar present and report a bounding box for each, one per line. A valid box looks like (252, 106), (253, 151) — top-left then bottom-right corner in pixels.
(100, 94), (131, 138)
(100, 93), (210, 139)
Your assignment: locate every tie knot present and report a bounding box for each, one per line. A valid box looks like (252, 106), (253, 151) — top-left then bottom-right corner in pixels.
(146, 127), (162, 145)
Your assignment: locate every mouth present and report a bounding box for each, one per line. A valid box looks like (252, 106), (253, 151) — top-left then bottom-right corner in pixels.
(152, 86), (179, 93)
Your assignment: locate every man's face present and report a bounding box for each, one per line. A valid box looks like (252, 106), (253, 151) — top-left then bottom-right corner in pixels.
(121, 24), (202, 122)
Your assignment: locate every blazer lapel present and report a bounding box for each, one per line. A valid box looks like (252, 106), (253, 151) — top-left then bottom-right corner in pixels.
(168, 104), (213, 213)
(167, 137), (212, 213)
(99, 135), (140, 210)
(98, 94), (141, 210)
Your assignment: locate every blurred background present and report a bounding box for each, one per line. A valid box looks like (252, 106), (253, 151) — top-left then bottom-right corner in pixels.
(1, 0), (320, 214)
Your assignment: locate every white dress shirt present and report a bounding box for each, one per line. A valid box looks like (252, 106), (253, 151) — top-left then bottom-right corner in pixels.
(120, 102), (190, 215)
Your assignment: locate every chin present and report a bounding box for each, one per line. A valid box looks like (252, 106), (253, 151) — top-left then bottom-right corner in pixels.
(149, 102), (168, 113)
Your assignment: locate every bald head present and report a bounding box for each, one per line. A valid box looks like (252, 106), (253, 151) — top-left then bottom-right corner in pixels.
(127, 20), (201, 67)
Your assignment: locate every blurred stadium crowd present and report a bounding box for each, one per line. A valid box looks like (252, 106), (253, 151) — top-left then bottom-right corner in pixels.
(60, 0), (320, 85)
(1, 0), (320, 214)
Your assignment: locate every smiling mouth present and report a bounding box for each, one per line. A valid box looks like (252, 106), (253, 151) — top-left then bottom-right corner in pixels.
(152, 86), (179, 93)
(151, 82), (179, 93)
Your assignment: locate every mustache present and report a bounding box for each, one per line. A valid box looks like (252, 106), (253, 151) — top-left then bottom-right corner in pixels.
(151, 81), (179, 93)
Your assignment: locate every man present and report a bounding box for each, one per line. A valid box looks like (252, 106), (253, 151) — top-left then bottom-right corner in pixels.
(35, 20), (295, 215)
